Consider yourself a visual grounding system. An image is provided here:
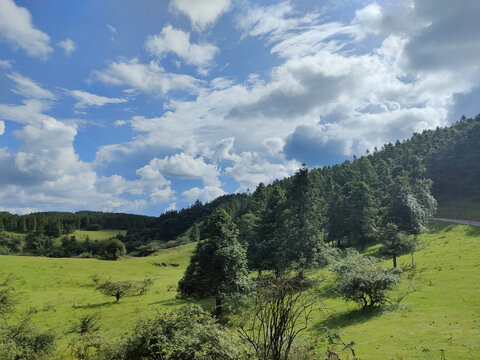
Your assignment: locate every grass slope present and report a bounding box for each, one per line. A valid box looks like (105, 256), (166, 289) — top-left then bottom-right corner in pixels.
(0, 243), (196, 354)
(1, 222), (479, 359)
(310, 221), (480, 359)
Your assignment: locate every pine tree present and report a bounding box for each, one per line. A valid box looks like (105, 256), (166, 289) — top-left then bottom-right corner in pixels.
(280, 165), (327, 270)
(178, 209), (249, 317)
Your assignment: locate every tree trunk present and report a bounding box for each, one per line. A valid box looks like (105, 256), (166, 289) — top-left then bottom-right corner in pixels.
(215, 297), (222, 318)
(411, 252), (415, 267)
(393, 254), (397, 268)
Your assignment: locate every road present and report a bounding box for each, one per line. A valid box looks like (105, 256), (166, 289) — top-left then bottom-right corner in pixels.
(429, 217), (480, 227)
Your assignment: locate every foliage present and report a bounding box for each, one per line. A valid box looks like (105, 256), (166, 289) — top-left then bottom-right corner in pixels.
(120, 304), (248, 360)
(67, 333), (118, 360)
(70, 313), (102, 335)
(0, 322), (55, 360)
(239, 274), (315, 360)
(178, 209), (249, 317)
(103, 239), (127, 260)
(0, 287), (19, 317)
(379, 223), (415, 268)
(331, 249), (398, 309)
(96, 280), (134, 302)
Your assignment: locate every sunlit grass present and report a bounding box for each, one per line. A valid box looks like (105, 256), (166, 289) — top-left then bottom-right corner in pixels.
(1, 221), (479, 359)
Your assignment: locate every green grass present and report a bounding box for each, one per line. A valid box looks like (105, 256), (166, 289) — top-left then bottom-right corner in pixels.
(1, 221), (479, 359)
(65, 229), (127, 242)
(0, 243), (196, 355)
(308, 221), (480, 359)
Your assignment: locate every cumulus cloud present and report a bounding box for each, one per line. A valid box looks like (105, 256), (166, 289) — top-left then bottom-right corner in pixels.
(92, 58), (199, 96)
(170, 0), (231, 31)
(150, 186), (175, 204)
(145, 25), (218, 73)
(137, 153), (221, 187)
(182, 186), (226, 203)
(0, 99), (52, 125)
(0, 121), (4, 135)
(0, 0), (52, 59)
(7, 72), (55, 99)
(0, 100), (161, 212)
(225, 152), (300, 192)
(57, 38), (75, 56)
(69, 90), (127, 108)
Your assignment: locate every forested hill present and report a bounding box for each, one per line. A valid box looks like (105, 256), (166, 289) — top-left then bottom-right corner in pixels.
(120, 114), (480, 253)
(1, 114), (479, 255)
(0, 211), (152, 237)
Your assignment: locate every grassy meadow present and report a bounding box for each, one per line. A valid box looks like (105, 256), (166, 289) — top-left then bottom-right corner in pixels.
(1, 221), (479, 359)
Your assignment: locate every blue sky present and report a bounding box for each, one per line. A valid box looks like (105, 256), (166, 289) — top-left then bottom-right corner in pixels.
(0, 0), (479, 215)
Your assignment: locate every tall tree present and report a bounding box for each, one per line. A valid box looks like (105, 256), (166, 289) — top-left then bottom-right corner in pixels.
(280, 166), (327, 270)
(345, 181), (378, 249)
(252, 186), (285, 273)
(178, 209), (249, 317)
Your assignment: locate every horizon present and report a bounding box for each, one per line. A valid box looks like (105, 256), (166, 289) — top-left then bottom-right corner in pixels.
(1, 0), (479, 216)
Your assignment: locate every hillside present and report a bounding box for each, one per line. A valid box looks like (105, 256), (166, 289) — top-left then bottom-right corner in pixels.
(1, 221), (479, 358)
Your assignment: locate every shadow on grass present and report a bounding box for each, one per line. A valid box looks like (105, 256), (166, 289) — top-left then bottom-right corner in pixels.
(314, 283), (339, 300)
(148, 298), (185, 306)
(313, 306), (383, 331)
(427, 221), (456, 233)
(466, 226), (480, 237)
(72, 301), (114, 309)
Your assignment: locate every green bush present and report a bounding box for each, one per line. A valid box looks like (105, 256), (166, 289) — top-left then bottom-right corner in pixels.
(120, 304), (249, 360)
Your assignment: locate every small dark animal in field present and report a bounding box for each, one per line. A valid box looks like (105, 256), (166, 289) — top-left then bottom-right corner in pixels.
(170, 263), (179, 267)
(152, 262), (168, 267)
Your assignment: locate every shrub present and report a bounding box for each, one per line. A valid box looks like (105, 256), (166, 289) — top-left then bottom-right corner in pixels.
(120, 304), (249, 360)
(103, 239), (126, 260)
(331, 249), (398, 309)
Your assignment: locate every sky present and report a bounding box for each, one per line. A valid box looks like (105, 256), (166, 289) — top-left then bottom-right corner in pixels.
(0, 0), (479, 216)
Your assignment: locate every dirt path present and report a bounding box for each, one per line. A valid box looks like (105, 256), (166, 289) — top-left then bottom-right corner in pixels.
(429, 217), (480, 227)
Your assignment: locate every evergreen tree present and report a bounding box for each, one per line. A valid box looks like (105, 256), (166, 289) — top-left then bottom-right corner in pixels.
(252, 186), (285, 273)
(178, 209), (249, 317)
(345, 181), (378, 249)
(188, 223), (200, 243)
(280, 165), (327, 270)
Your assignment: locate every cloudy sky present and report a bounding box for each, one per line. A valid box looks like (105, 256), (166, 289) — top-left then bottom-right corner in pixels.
(0, 0), (479, 215)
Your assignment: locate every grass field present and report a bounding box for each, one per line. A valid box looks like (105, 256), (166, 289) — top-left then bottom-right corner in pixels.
(63, 229), (127, 242)
(1, 221), (479, 359)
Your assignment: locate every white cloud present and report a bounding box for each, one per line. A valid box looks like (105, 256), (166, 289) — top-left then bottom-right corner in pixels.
(92, 58), (199, 96)
(106, 24), (117, 34)
(225, 152), (299, 192)
(69, 90), (127, 108)
(170, 0), (231, 31)
(165, 202), (177, 211)
(7, 72), (55, 99)
(0, 0), (52, 59)
(57, 38), (75, 56)
(145, 25), (218, 73)
(183, 186), (226, 203)
(238, 2), (321, 42)
(0, 121), (4, 135)
(0, 99), (52, 125)
(351, 2), (383, 40)
(0, 60), (12, 69)
(137, 153), (220, 187)
(150, 186), (175, 204)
